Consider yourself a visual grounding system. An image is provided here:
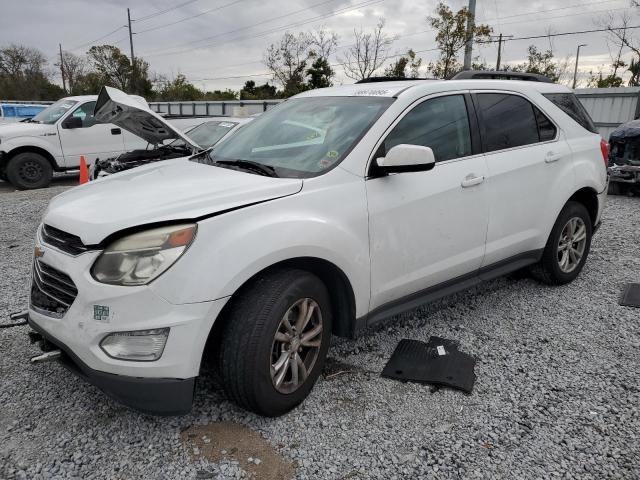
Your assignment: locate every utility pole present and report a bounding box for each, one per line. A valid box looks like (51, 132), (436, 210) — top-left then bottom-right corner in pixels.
(495, 34), (513, 70)
(463, 0), (477, 70)
(127, 8), (136, 93)
(59, 43), (67, 94)
(572, 44), (587, 89)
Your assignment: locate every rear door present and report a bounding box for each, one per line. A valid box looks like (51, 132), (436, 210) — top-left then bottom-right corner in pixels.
(473, 91), (576, 267)
(57, 101), (126, 167)
(366, 92), (489, 311)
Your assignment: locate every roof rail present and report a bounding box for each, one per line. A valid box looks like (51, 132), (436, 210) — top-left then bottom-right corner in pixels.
(451, 70), (554, 83)
(355, 76), (435, 84)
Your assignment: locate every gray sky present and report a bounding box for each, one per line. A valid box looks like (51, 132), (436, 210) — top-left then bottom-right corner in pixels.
(3, 0), (639, 91)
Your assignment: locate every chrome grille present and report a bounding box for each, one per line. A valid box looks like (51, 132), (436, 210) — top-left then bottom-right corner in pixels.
(41, 224), (89, 256)
(30, 259), (78, 317)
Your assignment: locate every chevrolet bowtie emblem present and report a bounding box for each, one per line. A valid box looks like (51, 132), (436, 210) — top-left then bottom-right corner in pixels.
(34, 245), (45, 258)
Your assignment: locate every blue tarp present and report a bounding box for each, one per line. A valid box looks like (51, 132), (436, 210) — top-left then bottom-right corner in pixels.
(0, 104), (48, 119)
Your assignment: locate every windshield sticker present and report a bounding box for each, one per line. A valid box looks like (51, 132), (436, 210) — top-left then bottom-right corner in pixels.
(218, 122), (235, 128)
(326, 150), (338, 158)
(318, 158), (332, 169)
(353, 89), (391, 96)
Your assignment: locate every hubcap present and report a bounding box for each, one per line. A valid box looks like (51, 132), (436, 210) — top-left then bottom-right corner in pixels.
(557, 216), (587, 273)
(270, 298), (323, 394)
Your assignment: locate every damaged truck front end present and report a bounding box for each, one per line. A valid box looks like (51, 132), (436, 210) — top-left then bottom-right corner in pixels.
(608, 119), (640, 196)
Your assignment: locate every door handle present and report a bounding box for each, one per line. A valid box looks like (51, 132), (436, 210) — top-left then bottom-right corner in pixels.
(461, 174), (485, 188)
(545, 151), (562, 163)
(111, 128), (121, 135)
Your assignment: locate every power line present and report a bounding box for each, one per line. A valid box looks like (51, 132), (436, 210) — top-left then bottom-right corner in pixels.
(135, 0), (245, 34)
(478, 24), (640, 44)
(135, 0), (202, 22)
(479, 0), (623, 22)
(140, 0), (381, 57)
(188, 46), (440, 82)
(69, 25), (127, 51)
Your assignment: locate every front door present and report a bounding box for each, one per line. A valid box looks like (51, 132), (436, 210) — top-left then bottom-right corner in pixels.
(366, 93), (489, 312)
(57, 101), (126, 168)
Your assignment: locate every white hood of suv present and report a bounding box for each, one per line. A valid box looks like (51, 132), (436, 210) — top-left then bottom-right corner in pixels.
(94, 86), (200, 149)
(44, 159), (303, 245)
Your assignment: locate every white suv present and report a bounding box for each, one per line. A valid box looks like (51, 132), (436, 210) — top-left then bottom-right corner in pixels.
(27, 78), (607, 416)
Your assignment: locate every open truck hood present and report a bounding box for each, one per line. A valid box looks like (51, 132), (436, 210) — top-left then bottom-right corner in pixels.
(43, 158), (303, 245)
(94, 86), (200, 149)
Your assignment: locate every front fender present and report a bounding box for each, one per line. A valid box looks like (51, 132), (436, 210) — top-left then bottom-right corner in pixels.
(1, 135), (61, 165)
(150, 172), (371, 317)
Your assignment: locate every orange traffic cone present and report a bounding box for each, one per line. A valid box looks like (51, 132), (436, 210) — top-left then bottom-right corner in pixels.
(79, 155), (89, 184)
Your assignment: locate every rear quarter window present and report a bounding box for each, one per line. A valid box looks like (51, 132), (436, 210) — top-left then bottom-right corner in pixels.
(543, 93), (598, 134)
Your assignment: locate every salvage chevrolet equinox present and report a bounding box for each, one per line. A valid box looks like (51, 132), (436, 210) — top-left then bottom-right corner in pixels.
(27, 79), (607, 416)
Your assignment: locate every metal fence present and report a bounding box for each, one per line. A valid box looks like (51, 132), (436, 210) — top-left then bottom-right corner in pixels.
(148, 100), (282, 117)
(574, 87), (640, 140)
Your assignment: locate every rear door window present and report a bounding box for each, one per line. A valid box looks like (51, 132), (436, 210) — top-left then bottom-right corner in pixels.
(476, 93), (540, 152)
(543, 93), (598, 133)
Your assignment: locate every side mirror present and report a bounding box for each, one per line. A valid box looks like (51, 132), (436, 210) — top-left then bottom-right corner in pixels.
(62, 116), (83, 129)
(376, 144), (436, 173)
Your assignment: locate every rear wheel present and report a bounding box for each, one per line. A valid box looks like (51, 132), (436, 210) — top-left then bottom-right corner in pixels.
(530, 201), (592, 285)
(218, 268), (332, 416)
(6, 152), (53, 190)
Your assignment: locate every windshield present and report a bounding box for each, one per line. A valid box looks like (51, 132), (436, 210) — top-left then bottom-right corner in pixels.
(205, 96), (393, 178)
(171, 120), (239, 149)
(31, 99), (78, 124)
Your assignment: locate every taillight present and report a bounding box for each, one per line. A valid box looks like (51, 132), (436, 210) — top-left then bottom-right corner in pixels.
(600, 138), (609, 168)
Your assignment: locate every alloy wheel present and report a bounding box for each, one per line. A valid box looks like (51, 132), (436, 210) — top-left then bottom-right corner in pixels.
(557, 216), (587, 273)
(270, 298), (323, 394)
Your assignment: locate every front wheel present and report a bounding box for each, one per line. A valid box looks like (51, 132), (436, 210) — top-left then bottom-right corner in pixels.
(6, 152), (53, 190)
(530, 201), (592, 285)
(218, 269), (332, 416)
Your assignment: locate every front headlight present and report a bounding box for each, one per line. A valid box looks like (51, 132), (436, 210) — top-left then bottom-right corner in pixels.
(91, 223), (196, 286)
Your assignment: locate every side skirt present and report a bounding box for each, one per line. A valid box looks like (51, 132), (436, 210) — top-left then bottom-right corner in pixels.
(352, 249), (543, 337)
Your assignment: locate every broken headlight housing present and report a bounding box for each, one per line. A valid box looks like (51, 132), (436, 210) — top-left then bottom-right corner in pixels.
(91, 224), (197, 286)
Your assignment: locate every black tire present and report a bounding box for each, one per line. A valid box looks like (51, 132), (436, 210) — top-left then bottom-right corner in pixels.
(530, 201), (592, 285)
(0, 169), (7, 182)
(218, 268), (332, 416)
(6, 152), (53, 190)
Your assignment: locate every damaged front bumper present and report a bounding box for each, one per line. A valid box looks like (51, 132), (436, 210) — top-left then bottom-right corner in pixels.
(28, 316), (196, 415)
(608, 164), (640, 185)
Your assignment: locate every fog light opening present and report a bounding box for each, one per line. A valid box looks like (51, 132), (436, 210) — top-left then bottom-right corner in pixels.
(100, 328), (170, 362)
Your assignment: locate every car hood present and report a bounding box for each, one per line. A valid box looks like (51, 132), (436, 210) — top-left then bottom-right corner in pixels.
(94, 86), (200, 149)
(0, 121), (51, 139)
(44, 158), (303, 245)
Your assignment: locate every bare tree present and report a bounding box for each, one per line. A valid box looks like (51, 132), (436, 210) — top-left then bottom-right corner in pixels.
(597, 12), (637, 85)
(341, 20), (395, 81)
(55, 51), (87, 94)
(307, 27), (338, 59)
(264, 32), (311, 95)
(0, 44), (48, 77)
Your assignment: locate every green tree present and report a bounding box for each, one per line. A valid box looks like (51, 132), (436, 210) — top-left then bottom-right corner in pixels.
(203, 89), (238, 100)
(508, 46), (560, 82)
(307, 57), (334, 88)
(87, 45), (132, 90)
(239, 80), (279, 99)
(156, 74), (204, 100)
(427, 2), (492, 79)
(384, 49), (422, 78)
(587, 70), (624, 88)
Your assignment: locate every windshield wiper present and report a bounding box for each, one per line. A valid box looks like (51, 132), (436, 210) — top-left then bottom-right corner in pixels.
(213, 159), (279, 178)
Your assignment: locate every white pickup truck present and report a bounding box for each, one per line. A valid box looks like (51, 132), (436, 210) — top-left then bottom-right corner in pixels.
(0, 94), (150, 189)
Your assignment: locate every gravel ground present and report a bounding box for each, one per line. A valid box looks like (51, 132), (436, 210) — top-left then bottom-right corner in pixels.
(0, 185), (639, 480)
